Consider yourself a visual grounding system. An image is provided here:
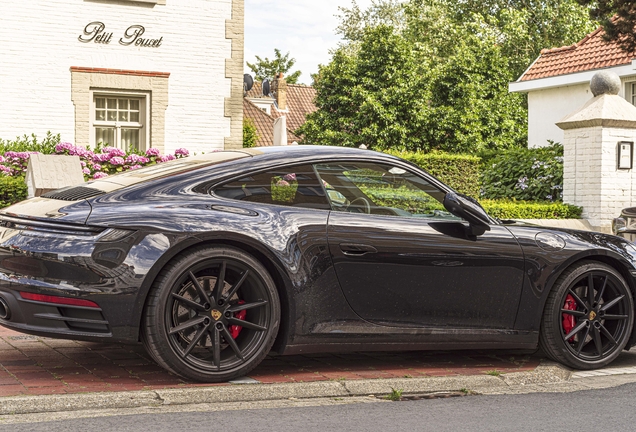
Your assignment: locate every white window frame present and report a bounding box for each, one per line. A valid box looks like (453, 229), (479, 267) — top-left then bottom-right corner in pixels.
(90, 89), (151, 151)
(628, 82), (636, 106)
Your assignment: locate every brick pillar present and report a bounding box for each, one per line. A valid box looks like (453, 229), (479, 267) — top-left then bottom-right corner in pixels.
(557, 71), (636, 232)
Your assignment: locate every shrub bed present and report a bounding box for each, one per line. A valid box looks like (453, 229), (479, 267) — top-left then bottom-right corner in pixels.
(0, 132), (60, 154)
(383, 149), (481, 198)
(0, 176), (27, 208)
(481, 200), (582, 219)
(0, 135), (192, 209)
(480, 143), (564, 202)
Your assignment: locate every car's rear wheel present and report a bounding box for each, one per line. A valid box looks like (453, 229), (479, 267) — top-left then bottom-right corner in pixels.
(142, 246), (280, 382)
(540, 261), (634, 370)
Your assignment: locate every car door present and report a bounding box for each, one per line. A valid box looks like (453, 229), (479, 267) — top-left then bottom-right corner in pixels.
(315, 161), (525, 329)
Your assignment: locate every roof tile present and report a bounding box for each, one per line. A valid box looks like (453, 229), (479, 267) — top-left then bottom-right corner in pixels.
(243, 81), (316, 145)
(521, 27), (635, 81)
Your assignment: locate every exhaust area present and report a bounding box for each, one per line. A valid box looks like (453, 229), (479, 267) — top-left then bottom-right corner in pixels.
(0, 297), (10, 320)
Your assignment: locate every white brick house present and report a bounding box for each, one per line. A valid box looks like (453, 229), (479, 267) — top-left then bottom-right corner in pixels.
(0, 0), (245, 154)
(509, 27), (636, 148)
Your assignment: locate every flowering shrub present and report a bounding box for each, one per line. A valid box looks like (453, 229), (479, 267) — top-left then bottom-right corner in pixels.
(0, 143), (190, 181)
(271, 173), (298, 203)
(480, 143), (564, 202)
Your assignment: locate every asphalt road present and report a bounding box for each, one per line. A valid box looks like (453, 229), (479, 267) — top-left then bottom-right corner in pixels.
(3, 382), (636, 432)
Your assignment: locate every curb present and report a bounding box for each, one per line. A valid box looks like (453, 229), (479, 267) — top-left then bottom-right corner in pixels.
(0, 362), (571, 416)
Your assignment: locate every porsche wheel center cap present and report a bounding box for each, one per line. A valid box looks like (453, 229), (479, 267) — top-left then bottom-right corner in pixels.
(211, 310), (222, 321)
(589, 311), (597, 321)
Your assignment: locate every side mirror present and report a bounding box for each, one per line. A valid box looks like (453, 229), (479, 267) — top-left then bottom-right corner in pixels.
(443, 192), (491, 236)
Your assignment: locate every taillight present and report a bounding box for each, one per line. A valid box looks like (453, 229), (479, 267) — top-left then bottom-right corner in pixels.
(20, 292), (100, 308)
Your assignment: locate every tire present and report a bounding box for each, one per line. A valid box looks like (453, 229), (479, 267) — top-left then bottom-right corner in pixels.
(539, 260), (634, 370)
(142, 246), (280, 382)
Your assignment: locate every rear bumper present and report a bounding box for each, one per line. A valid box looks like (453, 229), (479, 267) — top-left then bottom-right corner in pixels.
(0, 287), (112, 340)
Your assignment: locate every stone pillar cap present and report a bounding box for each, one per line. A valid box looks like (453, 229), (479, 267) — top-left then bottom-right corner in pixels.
(557, 92), (636, 130)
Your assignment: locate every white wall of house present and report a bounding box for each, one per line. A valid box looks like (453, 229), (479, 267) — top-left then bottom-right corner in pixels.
(0, 0), (233, 154)
(527, 83), (592, 148)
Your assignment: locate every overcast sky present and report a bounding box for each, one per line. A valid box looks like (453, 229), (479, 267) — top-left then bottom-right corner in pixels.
(244, 0), (374, 85)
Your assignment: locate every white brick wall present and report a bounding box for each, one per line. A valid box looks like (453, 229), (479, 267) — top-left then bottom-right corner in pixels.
(0, 0), (233, 154)
(563, 125), (636, 232)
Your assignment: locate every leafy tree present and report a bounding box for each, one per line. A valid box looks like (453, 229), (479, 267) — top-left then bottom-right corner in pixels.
(444, 0), (597, 77)
(299, 26), (428, 151)
(300, 20), (526, 152)
(243, 118), (259, 148)
(577, 0), (636, 52)
(336, 0), (406, 41)
(246, 49), (302, 84)
(299, 0), (596, 153)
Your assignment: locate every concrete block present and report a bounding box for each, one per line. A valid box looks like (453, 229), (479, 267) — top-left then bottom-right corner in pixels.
(25, 154), (84, 198)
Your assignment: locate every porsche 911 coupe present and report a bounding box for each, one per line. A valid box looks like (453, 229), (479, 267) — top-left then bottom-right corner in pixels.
(0, 146), (634, 382)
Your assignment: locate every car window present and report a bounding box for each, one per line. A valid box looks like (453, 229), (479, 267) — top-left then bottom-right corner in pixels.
(314, 162), (462, 220)
(214, 164), (331, 210)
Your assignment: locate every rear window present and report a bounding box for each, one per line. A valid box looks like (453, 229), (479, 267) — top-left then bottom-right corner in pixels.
(214, 164), (331, 210)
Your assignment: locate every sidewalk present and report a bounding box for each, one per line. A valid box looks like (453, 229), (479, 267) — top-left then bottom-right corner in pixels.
(0, 326), (539, 397)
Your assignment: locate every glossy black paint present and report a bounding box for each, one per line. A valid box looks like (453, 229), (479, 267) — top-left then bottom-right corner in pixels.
(0, 146), (635, 355)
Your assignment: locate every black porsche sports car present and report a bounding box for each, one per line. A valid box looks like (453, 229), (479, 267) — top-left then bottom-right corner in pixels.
(0, 146), (634, 382)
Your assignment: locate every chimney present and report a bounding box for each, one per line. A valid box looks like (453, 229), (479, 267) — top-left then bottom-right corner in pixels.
(272, 73), (288, 110)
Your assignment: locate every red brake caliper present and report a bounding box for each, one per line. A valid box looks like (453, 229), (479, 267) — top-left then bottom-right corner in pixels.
(229, 300), (245, 339)
(562, 294), (577, 342)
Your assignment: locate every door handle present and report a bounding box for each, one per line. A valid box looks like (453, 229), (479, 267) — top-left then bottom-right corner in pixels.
(339, 243), (378, 256)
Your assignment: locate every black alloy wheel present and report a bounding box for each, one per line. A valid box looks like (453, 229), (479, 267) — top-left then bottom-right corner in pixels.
(540, 261), (634, 370)
(142, 246), (280, 382)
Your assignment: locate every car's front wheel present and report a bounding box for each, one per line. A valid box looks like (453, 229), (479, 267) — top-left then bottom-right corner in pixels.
(142, 246), (280, 382)
(540, 261), (634, 370)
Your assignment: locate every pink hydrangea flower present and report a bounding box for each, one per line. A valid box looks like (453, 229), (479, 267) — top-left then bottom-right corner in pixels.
(125, 154), (150, 164)
(55, 142), (75, 153)
(0, 166), (12, 175)
(146, 148), (161, 157)
(276, 180), (290, 187)
(82, 168), (91, 175)
(109, 156), (125, 166)
(128, 164), (143, 170)
(106, 148), (126, 157)
(158, 154), (176, 163)
(93, 164), (102, 171)
(92, 153), (111, 163)
(93, 172), (108, 179)
(283, 173), (297, 182)
(175, 148), (189, 157)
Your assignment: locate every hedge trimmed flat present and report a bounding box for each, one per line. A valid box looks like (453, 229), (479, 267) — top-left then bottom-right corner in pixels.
(0, 146), (634, 381)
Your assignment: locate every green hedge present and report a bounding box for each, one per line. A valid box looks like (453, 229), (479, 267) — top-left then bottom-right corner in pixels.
(481, 200), (582, 219)
(0, 132), (60, 154)
(0, 176), (27, 208)
(383, 149), (481, 198)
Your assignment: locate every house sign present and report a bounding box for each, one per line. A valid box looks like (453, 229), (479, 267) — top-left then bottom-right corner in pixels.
(78, 22), (163, 48)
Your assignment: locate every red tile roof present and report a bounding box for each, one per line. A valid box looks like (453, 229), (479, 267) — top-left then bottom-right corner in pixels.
(269, 84), (317, 133)
(520, 27), (635, 82)
(243, 81), (316, 145)
(243, 99), (300, 147)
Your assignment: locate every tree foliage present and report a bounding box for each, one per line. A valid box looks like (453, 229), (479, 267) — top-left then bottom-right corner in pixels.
(243, 118), (259, 148)
(577, 0), (636, 52)
(246, 49), (302, 84)
(299, 0), (596, 153)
